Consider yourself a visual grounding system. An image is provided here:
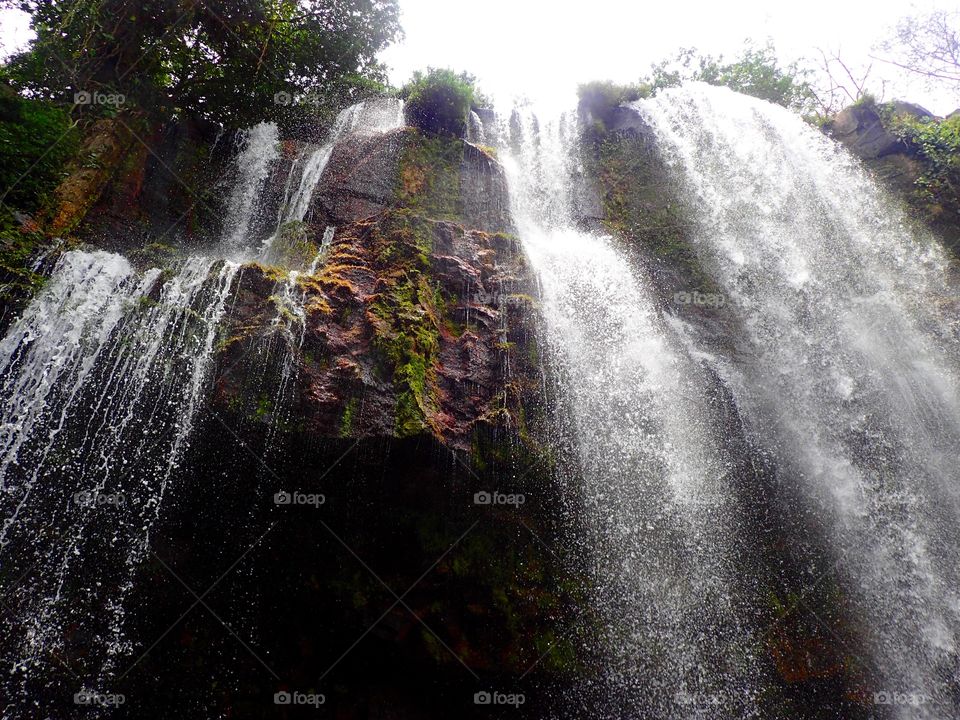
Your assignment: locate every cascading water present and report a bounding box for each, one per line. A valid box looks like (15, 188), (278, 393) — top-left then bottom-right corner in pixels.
(262, 98), (405, 262)
(0, 250), (238, 705)
(497, 105), (765, 717)
(635, 83), (960, 717)
(222, 121), (281, 251)
(0, 114), (296, 706)
(254, 99), (405, 441)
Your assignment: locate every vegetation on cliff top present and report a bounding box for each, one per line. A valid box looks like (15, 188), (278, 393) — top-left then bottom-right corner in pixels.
(890, 112), (960, 203)
(578, 42), (815, 128)
(402, 68), (477, 138)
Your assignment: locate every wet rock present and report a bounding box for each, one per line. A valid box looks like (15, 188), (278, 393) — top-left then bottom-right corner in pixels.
(828, 105), (907, 159)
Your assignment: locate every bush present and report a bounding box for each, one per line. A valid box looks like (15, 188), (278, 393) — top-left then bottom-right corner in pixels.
(642, 44), (815, 112)
(0, 83), (79, 212)
(403, 69), (475, 138)
(890, 113), (960, 201)
(577, 81), (651, 127)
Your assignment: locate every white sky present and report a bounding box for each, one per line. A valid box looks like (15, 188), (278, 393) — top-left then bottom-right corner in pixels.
(380, 0), (960, 114)
(2, 1), (958, 113)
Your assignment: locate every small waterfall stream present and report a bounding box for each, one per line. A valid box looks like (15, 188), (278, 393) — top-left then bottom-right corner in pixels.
(0, 251), (239, 702)
(497, 105), (765, 717)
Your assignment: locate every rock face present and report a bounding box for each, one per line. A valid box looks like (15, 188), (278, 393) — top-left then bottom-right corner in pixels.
(151, 126), (587, 717)
(828, 104), (910, 159)
(6, 105), (585, 716)
(214, 129), (539, 450)
(826, 102), (960, 254)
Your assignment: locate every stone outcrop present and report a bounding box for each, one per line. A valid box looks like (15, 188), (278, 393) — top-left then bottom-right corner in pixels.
(826, 101), (960, 254)
(154, 126), (589, 717)
(213, 129), (539, 450)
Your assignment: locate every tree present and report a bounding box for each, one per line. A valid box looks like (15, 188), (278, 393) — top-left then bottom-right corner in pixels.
(0, 0), (402, 127)
(809, 49), (883, 117)
(641, 43), (815, 112)
(875, 10), (960, 88)
(402, 68), (475, 138)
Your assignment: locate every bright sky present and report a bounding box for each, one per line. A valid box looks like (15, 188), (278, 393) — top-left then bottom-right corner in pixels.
(2, 1), (958, 113)
(380, 0), (960, 114)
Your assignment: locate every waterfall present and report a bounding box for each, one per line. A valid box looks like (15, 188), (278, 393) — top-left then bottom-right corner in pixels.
(0, 250), (238, 701)
(0, 92), (402, 707)
(260, 97), (405, 263)
(635, 83), (960, 717)
(468, 110), (486, 144)
(498, 105), (764, 716)
(222, 121), (281, 251)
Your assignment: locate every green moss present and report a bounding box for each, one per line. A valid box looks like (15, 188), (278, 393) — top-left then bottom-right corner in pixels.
(583, 130), (717, 291)
(246, 262), (290, 283)
(340, 397), (358, 438)
(367, 212), (445, 437)
(270, 220), (320, 269)
(397, 131), (464, 221)
(253, 393), (273, 421)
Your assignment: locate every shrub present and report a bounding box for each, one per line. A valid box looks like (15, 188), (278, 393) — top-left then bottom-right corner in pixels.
(0, 83), (79, 212)
(890, 113), (960, 202)
(577, 81), (651, 127)
(403, 69), (475, 138)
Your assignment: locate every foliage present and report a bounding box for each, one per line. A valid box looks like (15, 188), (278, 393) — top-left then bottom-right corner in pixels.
(368, 211), (442, 436)
(0, 207), (51, 316)
(0, 81), (79, 211)
(579, 43), (815, 127)
(643, 43), (815, 111)
(879, 9), (960, 88)
(890, 113), (960, 203)
(1, 0), (402, 128)
(397, 130), (464, 219)
(402, 68), (475, 138)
